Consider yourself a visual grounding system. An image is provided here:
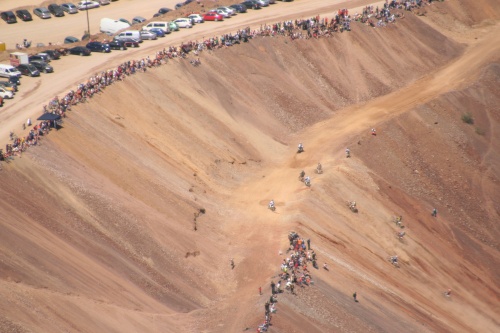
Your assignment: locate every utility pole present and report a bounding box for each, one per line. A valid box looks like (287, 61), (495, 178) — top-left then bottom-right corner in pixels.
(85, 3), (90, 38)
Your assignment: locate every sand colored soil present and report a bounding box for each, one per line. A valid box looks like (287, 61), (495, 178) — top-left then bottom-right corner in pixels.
(0, 1), (499, 332)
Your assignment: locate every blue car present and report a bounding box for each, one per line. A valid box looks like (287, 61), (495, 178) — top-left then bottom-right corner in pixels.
(149, 28), (166, 37)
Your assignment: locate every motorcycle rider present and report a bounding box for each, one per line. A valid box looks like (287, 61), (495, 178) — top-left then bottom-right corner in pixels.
(299, 170), (305, 180)
(269, 200), (275, 210)
(316, 162), (322, 173)
(304, 176), (311, 186)
(297, 143), (304, 153)
(345, 148), (351, 158)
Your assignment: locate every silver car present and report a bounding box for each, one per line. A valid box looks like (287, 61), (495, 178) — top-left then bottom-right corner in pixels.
(255, 0), (269, 7)
(139, 30), (158, 40)
(61, 3), (79, 14)
(33, 7), (52, 19)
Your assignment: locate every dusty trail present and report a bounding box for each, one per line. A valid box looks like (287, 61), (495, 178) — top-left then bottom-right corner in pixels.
(220, 20), (500, 333)
(306, 22), (500, 155)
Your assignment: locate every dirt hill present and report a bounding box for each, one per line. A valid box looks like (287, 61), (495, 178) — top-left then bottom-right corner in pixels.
(0, 1), (499, 333)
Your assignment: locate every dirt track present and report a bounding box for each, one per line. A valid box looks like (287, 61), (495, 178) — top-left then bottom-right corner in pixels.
(0, 1), (499, 332)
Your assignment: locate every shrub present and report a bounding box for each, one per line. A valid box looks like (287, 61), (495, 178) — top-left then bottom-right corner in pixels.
(461, 113), (474, 124)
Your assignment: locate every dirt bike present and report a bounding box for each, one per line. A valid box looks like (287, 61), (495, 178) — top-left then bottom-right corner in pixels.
(392, 216), (405, 229)
(346, 201), (358, 213)
(268, 203), (276, 212)
(304, 179), (311, 187)
(315, 167), (323, 174)
(387, 256), (400, 268)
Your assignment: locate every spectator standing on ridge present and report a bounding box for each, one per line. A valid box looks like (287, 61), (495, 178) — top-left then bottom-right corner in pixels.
(353, 292), (358, 302)
(432, 208), (437, 217)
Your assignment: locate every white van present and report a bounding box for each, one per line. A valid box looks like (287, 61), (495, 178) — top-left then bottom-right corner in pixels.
(143, 21), (170, 34)
(0, 64), (22, 79)
(100, 18), (130, 35)
(115, 30), (143, 42)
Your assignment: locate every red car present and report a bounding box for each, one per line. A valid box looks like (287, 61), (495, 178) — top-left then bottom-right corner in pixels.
(203, 12), (224, 21)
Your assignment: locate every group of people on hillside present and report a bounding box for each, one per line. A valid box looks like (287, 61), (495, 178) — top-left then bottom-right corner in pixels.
(257, 232), (317, 332)
(0, 1), (435, 162)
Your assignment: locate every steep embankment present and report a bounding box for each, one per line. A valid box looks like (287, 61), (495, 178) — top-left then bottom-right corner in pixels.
(0, 3), (498, 333)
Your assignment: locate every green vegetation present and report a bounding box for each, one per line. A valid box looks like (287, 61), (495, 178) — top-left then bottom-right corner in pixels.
(461, 112), (474, 124)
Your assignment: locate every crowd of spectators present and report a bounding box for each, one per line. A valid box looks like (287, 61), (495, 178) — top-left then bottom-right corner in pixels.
(257, 232), (317, 332)
(0, 0), (437, 164)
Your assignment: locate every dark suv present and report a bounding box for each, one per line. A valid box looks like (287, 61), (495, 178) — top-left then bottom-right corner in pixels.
(29, 60), (54, 73)
(17, 64), (40, 77)
(86, 42), (111, 53)
(15, 9), (32, 21)
(1, 11), (17, 23)
(41, 50), (61, 60)
(48, 4), (65, 17)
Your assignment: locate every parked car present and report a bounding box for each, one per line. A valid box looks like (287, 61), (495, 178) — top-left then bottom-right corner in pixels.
(174, 18), (193, 28)
(68, 46), (92, 56)
(1, 11), (17, 24)
(188, 13), (204, 23)
(139, 30), (158, 40)
(169, 21), (179, 31)
(41, 50), (61, 60)
(218, 6), (236, 16)
(203, 12), (224, 21)
(48, 4), (65, 17)
(230, 4), (247, 13)
(158, 8), (172, 14)
(255, 0), (269, 7)
(76, 1), (100, 10)
(0, 81), (18, 92)
(149, 27), (166, 37)
(0, 82), (16, 93)
(210, 9), (230, 18)
(114, 37), (140, 48)
(86, 42), (111, 53)
(175, 3), (184, 10)
(29, 54), (51, 63)
(107, 40), (128, 50)
(17, 64), (40, 77)
(64, 36), (80, 44)
(15, 9), (33, 21)
(119, 18), (132, 26)
(61, 3), (79, 14)
(0, 65), (22, 80)
(115, 30), (142, 42)
(8, 75), (21, 86)
(29, 60), (54, 73)
(98, 0), (111, 5)
(241, 0), (261, 9)
(0, 87), (14, 99)
(131, 16), (146, 24)
(33, 7), (52, 19)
